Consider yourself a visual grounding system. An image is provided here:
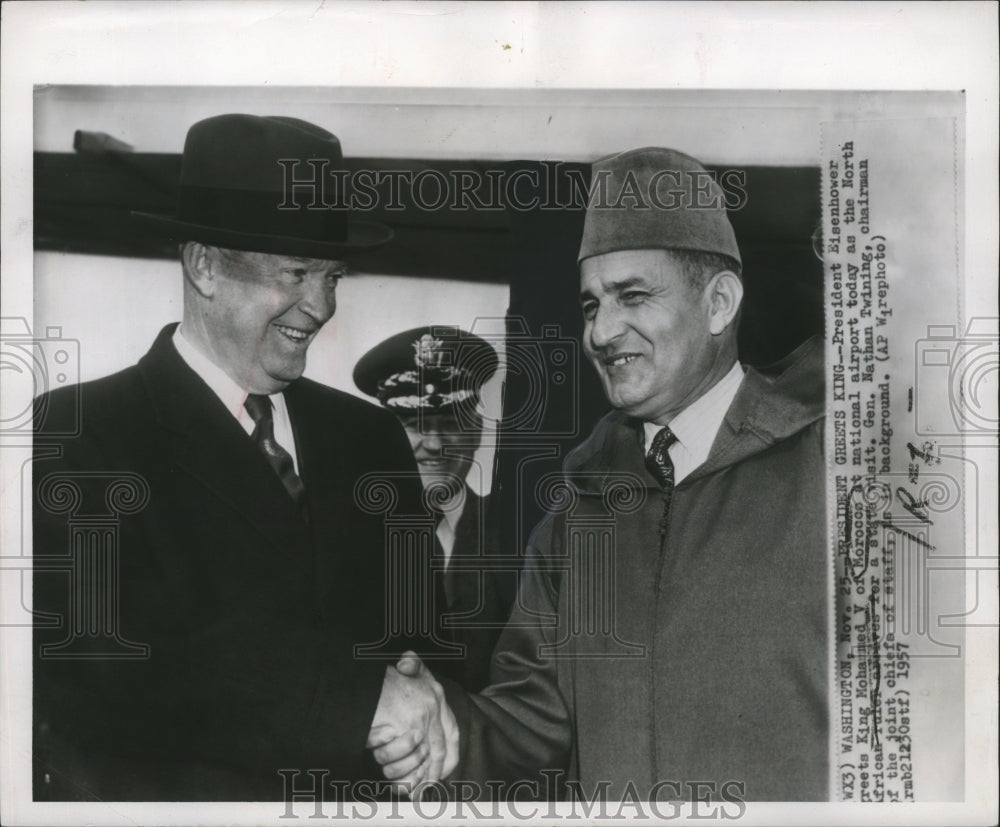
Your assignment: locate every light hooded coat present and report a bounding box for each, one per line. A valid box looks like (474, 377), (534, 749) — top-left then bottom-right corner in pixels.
(449, 336), (829, 801)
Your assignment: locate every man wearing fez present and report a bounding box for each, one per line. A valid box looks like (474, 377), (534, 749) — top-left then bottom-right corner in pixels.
(354, 326), (516, 692)
(373, 148), (828, 801)
(32, 114), (456, 801)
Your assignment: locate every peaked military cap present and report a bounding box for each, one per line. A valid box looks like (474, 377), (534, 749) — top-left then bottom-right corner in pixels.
(353, 326), (499, 414)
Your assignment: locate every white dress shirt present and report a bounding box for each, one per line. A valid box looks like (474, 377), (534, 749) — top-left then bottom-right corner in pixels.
(642, 361), (744, 484)
(172, 326), (300, 473)
(435, 487), (467, 568)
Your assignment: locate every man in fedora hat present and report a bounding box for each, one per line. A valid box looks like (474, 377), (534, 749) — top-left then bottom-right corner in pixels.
(353, 326), (517, 692)
(372, 148), (828, 801)
(32, 114), (455, 801)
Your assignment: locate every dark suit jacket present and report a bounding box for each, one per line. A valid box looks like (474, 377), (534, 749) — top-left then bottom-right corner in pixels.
(32, 324), (426, 801)
(436, 489), (519, 693)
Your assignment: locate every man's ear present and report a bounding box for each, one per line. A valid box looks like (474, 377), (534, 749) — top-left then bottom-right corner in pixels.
(705, 270), (743, 336)
(180, 241), (217, 298)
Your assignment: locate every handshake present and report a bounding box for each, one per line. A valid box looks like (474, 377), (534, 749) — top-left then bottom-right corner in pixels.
(367, 652), (459, 798)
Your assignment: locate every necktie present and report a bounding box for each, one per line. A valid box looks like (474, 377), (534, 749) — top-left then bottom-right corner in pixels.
(645, 426), (678, 539)
(434, 513), (457, 606)
(244, 393), (306, 506)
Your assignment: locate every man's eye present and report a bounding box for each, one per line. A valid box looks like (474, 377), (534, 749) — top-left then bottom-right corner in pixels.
(280, 268), (307, 283)
(621, 291), (647, 304)
(581, 302), (598, 320)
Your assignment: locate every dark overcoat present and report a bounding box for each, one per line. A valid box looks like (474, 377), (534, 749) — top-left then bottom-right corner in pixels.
(33, 324), (426, 801)
(449, 337), (830, 801)
(436, 489), (519, 693)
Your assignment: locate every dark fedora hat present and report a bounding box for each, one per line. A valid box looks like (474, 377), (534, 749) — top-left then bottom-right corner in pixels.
(133, 113), (392, 259)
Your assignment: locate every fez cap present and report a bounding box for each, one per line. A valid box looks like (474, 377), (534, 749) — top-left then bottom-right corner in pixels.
(353, 326), (499, 414)
(578, 147), (741, 265)
(133, 113), (392, 259)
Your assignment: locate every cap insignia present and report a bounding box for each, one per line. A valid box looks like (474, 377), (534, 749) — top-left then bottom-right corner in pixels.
(413, 334), (447, 368)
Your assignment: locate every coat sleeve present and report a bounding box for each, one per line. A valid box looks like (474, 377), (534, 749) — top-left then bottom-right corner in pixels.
(31, 387), (395, 799)
(441, 515), (574, 796)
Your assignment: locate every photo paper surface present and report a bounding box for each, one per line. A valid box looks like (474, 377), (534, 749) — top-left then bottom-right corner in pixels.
(1, 3), (996, 825)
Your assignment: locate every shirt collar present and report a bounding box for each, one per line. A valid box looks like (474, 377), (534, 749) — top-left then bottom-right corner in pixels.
(437, 486), (467, 532)
(172, 325), (256, 421)
(642, 360), (745, 461)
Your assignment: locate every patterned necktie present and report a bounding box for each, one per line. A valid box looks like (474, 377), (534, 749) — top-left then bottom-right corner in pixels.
(244, 394), (306, 506)
(645, 425), (678, 539)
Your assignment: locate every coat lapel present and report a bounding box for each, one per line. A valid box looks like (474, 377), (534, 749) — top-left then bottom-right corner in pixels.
(283, 381), (346, 545)
(446, 489), (486, 609)
(137, 325), (311, 558)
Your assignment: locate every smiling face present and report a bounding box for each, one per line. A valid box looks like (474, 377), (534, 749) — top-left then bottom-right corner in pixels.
(398, 410), (479, 498)
(580, 249), (735, 425)
(193, 246), (345, 393)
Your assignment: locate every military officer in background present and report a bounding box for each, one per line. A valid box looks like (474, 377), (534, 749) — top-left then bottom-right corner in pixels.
(354, 326), (517, 691)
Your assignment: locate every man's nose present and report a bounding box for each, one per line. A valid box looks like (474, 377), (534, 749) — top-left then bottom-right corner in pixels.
(299, 274), (337, 323)
(587, 303), (625, 351)
(418, 432), (443, 453)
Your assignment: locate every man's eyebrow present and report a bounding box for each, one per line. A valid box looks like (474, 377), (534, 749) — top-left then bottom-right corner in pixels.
(580, 275), (648, 301)
(608, 276), (649, 292)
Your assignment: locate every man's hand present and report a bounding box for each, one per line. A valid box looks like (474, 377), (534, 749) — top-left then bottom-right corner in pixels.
(366, 652), (459, 798)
